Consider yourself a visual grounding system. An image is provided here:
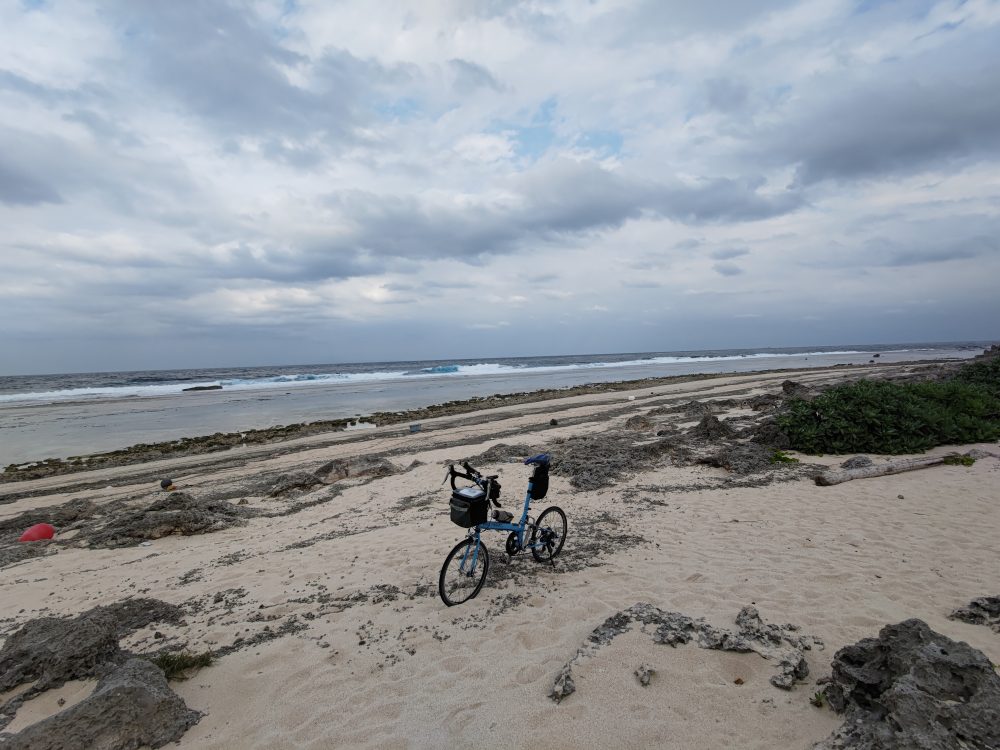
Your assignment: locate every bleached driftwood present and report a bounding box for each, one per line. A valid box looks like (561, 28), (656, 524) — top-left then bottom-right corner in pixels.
(815, 454), (966, 486)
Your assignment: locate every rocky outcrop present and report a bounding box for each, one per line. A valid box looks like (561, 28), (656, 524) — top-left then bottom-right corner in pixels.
(0, 499), (98, 537)
(700, 443), (774, 475)
(688, 415), (736, 441)
(949, 596), (1000, 633)
(316, 456), (398, 482)
(267, 471), (324, 497)
(782, 380), (816, 401)
(624, 415), (653, 431)
(549, 603), (821, 703)
(747, 393), (783, 411)
(83, 493), (247, 548)
(0, 599), (196, 743)
(816, 619), (1000, 749)
(2, 659), (200, 750)
(0, 610), (120, 694)
(748, 420), (791, 449)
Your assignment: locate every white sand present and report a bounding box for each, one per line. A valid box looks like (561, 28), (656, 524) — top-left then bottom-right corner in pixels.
(1, 365), (998, 748)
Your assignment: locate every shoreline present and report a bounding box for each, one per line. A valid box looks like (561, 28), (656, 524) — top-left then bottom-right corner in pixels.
(0, 357), (963, 483)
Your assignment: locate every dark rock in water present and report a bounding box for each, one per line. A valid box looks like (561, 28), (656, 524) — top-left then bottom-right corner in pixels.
(549, 418), (559, 426)
(781, 380), (815, 401)
(840, 455), (873, 470)
(316, 456), (398, 482)
(550, 603), (821, 703)
(267, 471), (323, 497)
(688, 415), (736, 441)
(872, 353), (880, 358)
(624, 414), (653, 431)
(0, 610), (119, 694)
(949, 596), (1000, 633)
(817, 619), (1000, 750)
(182, 385), (222, 391)
(84, 493), (246, 548)
(3, 658), (201, 750)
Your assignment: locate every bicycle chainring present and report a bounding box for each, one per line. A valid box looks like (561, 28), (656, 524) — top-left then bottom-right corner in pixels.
(505, 532), (521, 556)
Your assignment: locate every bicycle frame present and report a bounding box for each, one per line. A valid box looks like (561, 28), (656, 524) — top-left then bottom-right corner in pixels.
(456, 475), (544, 571)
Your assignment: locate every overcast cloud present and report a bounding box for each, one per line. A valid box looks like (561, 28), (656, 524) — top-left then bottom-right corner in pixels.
(1, 0), (998, 374)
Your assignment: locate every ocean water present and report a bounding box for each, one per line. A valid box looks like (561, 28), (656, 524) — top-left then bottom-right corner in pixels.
(0, 342), (989, 466)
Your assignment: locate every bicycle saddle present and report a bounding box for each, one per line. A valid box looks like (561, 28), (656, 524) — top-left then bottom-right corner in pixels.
(523, 454), (550, 466)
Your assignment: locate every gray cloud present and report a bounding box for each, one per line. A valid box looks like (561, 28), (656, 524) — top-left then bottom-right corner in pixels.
(449, 59), (503, 94)
(712, 262), (744, 276)
(0, 159), (62, 205)
(711, 248), (750, 260)
(773, 46), (1000, 184)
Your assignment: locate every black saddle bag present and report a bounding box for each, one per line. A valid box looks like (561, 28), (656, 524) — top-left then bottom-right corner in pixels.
(450, 487), (488, 527)
(530, 464), (549, 500)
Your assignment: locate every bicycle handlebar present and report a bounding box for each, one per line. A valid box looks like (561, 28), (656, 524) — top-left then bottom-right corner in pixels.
(446, 462), (482, 491)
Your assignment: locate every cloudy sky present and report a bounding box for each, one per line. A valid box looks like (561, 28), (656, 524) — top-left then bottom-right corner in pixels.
(2, 0), (999, 374)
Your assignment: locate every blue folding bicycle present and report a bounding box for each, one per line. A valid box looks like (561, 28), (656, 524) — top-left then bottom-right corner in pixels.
(439, 454), (567, 606)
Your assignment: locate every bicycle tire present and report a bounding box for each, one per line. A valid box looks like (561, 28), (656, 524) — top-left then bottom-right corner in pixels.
(530, 506), (567, 563)
(439, 538), (490, 606)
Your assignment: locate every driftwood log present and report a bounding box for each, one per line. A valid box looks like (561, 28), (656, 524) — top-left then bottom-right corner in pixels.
(815, 453), (967, 486)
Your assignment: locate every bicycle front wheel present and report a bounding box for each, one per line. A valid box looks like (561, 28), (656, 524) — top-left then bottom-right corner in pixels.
(531, 506), (567, 563)
(439, 538), (490, 606)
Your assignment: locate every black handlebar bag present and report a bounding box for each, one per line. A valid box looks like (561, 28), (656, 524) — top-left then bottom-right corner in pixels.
(529, 463), (549, 500)
(450, 487), (488, 527)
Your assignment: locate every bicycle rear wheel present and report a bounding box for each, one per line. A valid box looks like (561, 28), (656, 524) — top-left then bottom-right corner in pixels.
(439, 538), (490, 606)
(530, 506), (567, 563)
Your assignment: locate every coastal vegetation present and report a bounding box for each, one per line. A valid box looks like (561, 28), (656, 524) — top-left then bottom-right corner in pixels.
(778, 356), (1000, 455)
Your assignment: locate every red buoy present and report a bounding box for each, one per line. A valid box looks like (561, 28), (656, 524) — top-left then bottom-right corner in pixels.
(18, 523), (55, 542)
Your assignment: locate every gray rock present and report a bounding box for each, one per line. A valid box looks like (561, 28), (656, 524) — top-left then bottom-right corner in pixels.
(782, 380), (816, 401)
(624, 415), (653, 431)
(688, 415), (736, 441)
(267, 471), (323, 497)
(816, 619), (1000, 749)
(84, 493), (246, 548)
(635, 663), (655, 686)
(549, 664), (576, 703)
(700, 443), (774, 475)
(948, 595), (1000, 633)
(0, 610), (119, 693)
(840, 455), (873, 470)
(747, 393), (783, 411)
(316, 456), (398, 481)
(3, 658), (200, 750)
(749, 420), (791, 449)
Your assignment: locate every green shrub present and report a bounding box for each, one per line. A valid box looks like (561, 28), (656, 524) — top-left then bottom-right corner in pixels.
(770, 450), (800, 464)
(776, 379), (1000, 455)
(955, 355), (1000, 395)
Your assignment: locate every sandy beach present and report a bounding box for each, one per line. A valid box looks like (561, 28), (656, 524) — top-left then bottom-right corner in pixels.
(1, 361), (998, 749)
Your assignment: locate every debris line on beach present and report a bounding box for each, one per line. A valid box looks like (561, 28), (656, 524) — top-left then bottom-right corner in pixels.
(549, 603), (821, 703)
